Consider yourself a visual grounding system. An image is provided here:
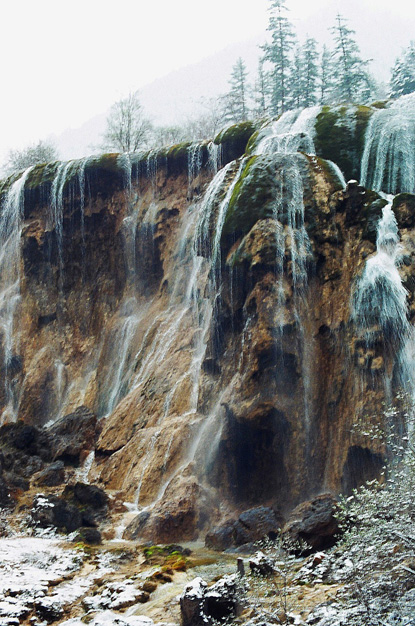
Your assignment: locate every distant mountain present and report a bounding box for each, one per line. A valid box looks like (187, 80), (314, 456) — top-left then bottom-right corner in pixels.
(53, 4), (415, 162)
(53, 36), (263, 161)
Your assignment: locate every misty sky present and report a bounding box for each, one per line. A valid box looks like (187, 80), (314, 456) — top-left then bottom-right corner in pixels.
(2, 0), (415, 163)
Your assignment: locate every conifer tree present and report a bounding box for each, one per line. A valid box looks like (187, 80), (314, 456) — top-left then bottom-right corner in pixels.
(224, 57), (249, 123)
(319, 44), (334, 104)
(390, 41), (415, 98)
(330, 14), (372, 103)
(288, 44), (304, 109)
(302, 37), (319, 107)
(253, 59), (272, 118)
(262, 0), (295, 114)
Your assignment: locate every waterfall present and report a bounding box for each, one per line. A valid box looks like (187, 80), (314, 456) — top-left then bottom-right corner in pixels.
(255, 105), (321, 156)
(352, 202), (411, 387)
(361, 93), (415, 194)
(0, 167), (33, 421)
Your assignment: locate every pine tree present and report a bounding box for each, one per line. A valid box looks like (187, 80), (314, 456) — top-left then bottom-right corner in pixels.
(330, 14), (372, 103)
(390, 41), (415, 98)
(319, 45), (334, 104)
(253, 59), (272, 118)
(223, 57), (249, 123)
(262, 0), (295, 115)
(288, 44), (304, 109)
(302, 37), (319, 107)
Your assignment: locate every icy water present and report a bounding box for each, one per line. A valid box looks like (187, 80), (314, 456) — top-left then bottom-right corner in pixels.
(0, 534), (237, 626)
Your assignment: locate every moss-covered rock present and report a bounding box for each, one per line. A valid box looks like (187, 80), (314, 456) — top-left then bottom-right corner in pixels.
(314, 105), (374, 181)
(221, 154), (276, 241)
(392, 193), (415, 229)
(214, 121), (257, 163)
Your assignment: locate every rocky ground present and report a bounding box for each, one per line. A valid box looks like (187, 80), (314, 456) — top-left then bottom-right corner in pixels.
(1, 417), (414, 625)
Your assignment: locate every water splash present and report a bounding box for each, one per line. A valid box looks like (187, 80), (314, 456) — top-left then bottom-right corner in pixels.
(254, 106), (321, 156)
(361, 93), (415, 194)
(352, 202), (411, 386)
(0, 167), (34, 421)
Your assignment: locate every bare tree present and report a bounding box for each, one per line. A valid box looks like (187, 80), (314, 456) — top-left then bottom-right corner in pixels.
(4, 140), (58, 175)
(102, 91), (152, 153)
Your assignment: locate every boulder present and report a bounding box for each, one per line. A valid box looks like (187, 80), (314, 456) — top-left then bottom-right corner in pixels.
(281, 493), (340, 552)
(34, 461), (65, 486)
(128, 476), (211, 543)
(180, 574), (244, 626)
(248, 550), (276, 576)
(0, 474), (11, 508)
(205, 506), (282, 552)
(180, 577), (207, 626)
(31, 494), (82, 532)
(123, 511), (151, 540)
(73, 527), (102, 545)
(45, 406), (97, 462)
(65, 482), (109, 510)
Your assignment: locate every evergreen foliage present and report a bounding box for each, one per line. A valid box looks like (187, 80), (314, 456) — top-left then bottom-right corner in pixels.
(223, 57), (250, 123)
(330, 13), (373, 103)
(390, 41), (415, 98)
(319, 44), (335, 104)
(262, 0), (295, 114)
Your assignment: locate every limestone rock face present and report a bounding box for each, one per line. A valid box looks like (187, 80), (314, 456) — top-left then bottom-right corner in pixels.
(0, 129), (413, 542)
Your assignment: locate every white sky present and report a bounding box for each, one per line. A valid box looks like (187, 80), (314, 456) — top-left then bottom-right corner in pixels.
(1, 0), (414, 161)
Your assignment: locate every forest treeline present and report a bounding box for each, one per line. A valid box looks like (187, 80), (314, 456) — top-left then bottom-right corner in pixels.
(3, 0), (415, 172)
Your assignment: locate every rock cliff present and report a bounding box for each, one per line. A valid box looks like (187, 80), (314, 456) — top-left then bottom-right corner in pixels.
(1, 105), (414, 542)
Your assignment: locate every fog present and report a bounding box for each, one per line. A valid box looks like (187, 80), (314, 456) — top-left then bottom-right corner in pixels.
(1, 0), (414, 164)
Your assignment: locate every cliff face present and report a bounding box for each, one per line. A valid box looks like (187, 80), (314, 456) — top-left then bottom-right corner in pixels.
(1, 108), (414, 542)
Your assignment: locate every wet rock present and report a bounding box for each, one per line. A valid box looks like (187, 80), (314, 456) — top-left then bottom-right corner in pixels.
(180, 577), (208, 626)
(142, 580), (158, 593)
(65, 481), (109, 510)
(249, 550), (276, 576)
(34, 461), (65, 486)
(0, 422), (52, 462)
(46, 406), (97, 462)
(35, 597), (64, 622)
(132, 477), (211, 543)
(180, 574), (244, 626)
(61, 482), (108, 527)
(123, 511), (151, 540)
(282, 494), (340, 552)
(205, 522), (236, 551)
(4, 472), (30, 492)
(31, 494), (82, 532)
(73, 527), (102, 545)
(0, 473), (11, 508)
(205, 506), (282, 551)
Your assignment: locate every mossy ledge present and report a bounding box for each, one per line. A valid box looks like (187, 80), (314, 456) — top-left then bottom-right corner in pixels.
(314, 105), (374, 181)
(214, 120), (257, 164)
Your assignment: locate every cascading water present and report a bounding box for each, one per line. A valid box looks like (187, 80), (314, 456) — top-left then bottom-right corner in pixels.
(352, 201), (412, 393)
(0, 167), (33, 421)
(255, 105), (321, 155)
(361, 93), (415, 194)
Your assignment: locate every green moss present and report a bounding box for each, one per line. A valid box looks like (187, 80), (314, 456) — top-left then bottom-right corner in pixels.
(392, 192), (415, 229)
(314, 105), (374, 181)
(354, 106), (373, 158)
(222, 155), (276, 239)
(91, 153), (120, 173)
(370, 100), (388, 109)
(393, 192), (415, 211)
(214, 120), (257, 162)
(166, 142), (192, 160)
(26, 161), (61, 189)
(305, 154), (345, 192)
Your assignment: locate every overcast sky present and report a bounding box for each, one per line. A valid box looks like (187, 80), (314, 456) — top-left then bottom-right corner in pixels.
(1, 0), (414, 163)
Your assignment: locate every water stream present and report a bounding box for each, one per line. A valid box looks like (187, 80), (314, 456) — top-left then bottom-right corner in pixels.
(361, 93), (415, 194)
(0, 167), (34, 422)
